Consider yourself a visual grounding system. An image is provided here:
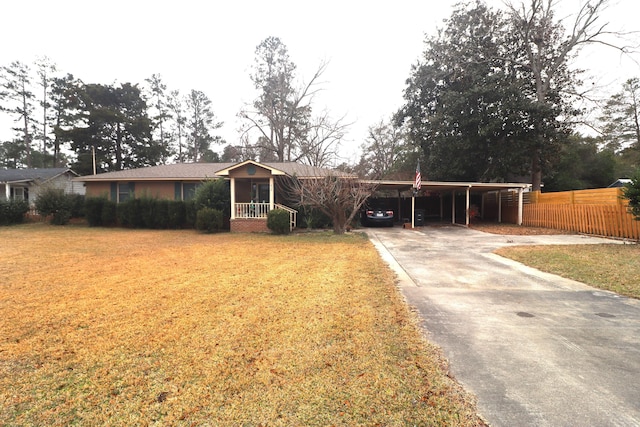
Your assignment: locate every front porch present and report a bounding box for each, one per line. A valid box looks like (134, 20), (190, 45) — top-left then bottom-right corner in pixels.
(231, 202), (297, 233)
(217, 161), (298, 233)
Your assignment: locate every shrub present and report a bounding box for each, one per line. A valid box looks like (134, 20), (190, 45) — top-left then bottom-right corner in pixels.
(69, 194), (85, 218)
(167, 201), (186, 229)
(0, 199), (29, 226)
(195, 207), (223, 233)
(185, 200), (197, 228)
(194, 179), (230, 217)
(153, 199), (170, 229)
(623, 170), (640, 220)
(84, 197), (106, 226)
(300, 206), (332, 229)
(34, 187), (74, 225)
(267, 209), (291, 234)
(101, 200), (117, 226)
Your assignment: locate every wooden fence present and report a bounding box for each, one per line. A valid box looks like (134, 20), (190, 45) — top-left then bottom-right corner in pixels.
(523, 188), (639, 240)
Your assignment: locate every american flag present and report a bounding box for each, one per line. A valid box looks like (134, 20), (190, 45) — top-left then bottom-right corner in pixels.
(414, 160), (422, 191)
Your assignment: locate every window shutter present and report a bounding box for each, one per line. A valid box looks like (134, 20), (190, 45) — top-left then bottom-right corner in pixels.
(110, 183), (117, 202)
(175, 182), (182, 200)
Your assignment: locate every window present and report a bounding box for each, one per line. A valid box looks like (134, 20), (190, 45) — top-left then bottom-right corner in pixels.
(11, 187), (26, 200)
(183, 183), (199, 201)
(118, 183), (133, 202)
(258, 183), (270, 203)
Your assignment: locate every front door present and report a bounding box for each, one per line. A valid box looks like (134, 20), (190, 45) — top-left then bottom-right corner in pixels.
(252, 182), (270, 203)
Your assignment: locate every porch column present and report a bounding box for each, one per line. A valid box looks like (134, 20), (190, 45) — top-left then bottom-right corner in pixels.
(451, 190), (456, 224)
(269, 177), (275, 210)
(517, 187), (524, 225)
(498, 191), (502, 223)
(440, 193), (443, 220)
(230, 177), (236, 220)
(4, 183), (9, 200)
(465, 186), (470, 226)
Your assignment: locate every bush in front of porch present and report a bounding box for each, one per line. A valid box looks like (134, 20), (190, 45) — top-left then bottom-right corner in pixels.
(267, 208), (291, 234)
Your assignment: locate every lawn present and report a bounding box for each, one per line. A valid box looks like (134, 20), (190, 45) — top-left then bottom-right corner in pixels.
(495, 243), (640, 299)
(0, 224), (483, 426)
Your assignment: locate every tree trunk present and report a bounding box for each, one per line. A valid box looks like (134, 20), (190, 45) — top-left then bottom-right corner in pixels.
(115, 123), (123, 170)
(531, 153), (542, 192)
(332, 209), (347, 235)
(21, 90), (32, 168)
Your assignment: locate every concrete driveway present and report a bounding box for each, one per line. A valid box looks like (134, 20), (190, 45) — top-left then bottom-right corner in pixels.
(366, 226), (640, 427)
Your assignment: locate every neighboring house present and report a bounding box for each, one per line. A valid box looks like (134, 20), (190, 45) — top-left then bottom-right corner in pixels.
(0, 168), (84, 206)
(608, 178), (632, 188)
(75, 160), (346, 232)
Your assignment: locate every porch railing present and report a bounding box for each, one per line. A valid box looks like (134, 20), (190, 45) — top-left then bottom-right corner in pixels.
(235, 202), (270, 218)
(234, 202), (298, 231)
(275, 203), (298, 232)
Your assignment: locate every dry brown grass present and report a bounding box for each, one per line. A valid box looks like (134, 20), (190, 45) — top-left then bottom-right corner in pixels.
(469, 222), (574, 235)
(0, 224), (483, 426)
(495, 243), (640, 299)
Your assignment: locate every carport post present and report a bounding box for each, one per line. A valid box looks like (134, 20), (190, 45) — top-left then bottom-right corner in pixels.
(465, 186), (470, 226)
(498, 190), (502, 223)
(411, 195), (415, 228)
(451, 190), (456, 224)
(517, 187), (524, 225)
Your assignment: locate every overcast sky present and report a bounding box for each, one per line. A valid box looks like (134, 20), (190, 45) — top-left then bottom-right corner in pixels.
(1, 0), (638, 164)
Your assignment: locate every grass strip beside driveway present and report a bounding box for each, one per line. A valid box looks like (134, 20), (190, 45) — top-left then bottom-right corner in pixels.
(0, 225), (482, 426)
(495, 243), (640, 299)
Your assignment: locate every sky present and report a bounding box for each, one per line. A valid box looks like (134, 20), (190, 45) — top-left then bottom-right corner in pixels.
(1, 0), (639, 165)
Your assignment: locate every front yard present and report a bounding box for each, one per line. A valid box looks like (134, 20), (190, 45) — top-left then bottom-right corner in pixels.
(0, 225), (483, 426)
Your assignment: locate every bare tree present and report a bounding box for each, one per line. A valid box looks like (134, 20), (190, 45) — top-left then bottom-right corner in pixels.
(507, 0), (630, 191)
(280, 171), (377, 234)
(357, 119), (406, 179)
(240, 36), (337, 163)
(299, 111), (349, 167)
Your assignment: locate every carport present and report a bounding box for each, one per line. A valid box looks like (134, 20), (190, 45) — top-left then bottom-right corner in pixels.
(362, 180), (532, 227)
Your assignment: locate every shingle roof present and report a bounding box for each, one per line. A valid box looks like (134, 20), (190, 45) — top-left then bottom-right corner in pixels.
(0, 168), (75, 183)
(75, 162), (353, 181)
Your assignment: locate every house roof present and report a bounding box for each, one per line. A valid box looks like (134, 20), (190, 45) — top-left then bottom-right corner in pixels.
(0, 168), (76, 184)
(608, 178), (632, 188)
(361, 179), (532, 194)
(74, 162), (353, 181)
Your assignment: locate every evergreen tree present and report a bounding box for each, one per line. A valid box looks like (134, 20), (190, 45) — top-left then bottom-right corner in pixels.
(68, 82), (158, 174)
(184, 89), (222, 162)
(0, 61), (37, 168)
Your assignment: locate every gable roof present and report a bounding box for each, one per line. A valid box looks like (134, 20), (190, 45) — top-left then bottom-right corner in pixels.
(608, 178), (632, 188)
(75, 162), (353, 181)
(0, 168), (76, 184)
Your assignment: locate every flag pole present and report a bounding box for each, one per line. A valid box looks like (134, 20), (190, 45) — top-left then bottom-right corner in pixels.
(411, 193), (415, 228)
(412, 159), (421, 228)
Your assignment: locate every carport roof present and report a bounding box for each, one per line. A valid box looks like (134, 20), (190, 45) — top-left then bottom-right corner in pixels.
(362, 179), (531, 193)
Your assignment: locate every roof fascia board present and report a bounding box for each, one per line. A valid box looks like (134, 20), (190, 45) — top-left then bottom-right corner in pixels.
(215, 160), (286, 176)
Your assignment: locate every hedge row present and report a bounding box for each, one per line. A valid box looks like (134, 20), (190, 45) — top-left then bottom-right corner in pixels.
(0, 199), (30, 226)
(85, 197), (199, 229)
